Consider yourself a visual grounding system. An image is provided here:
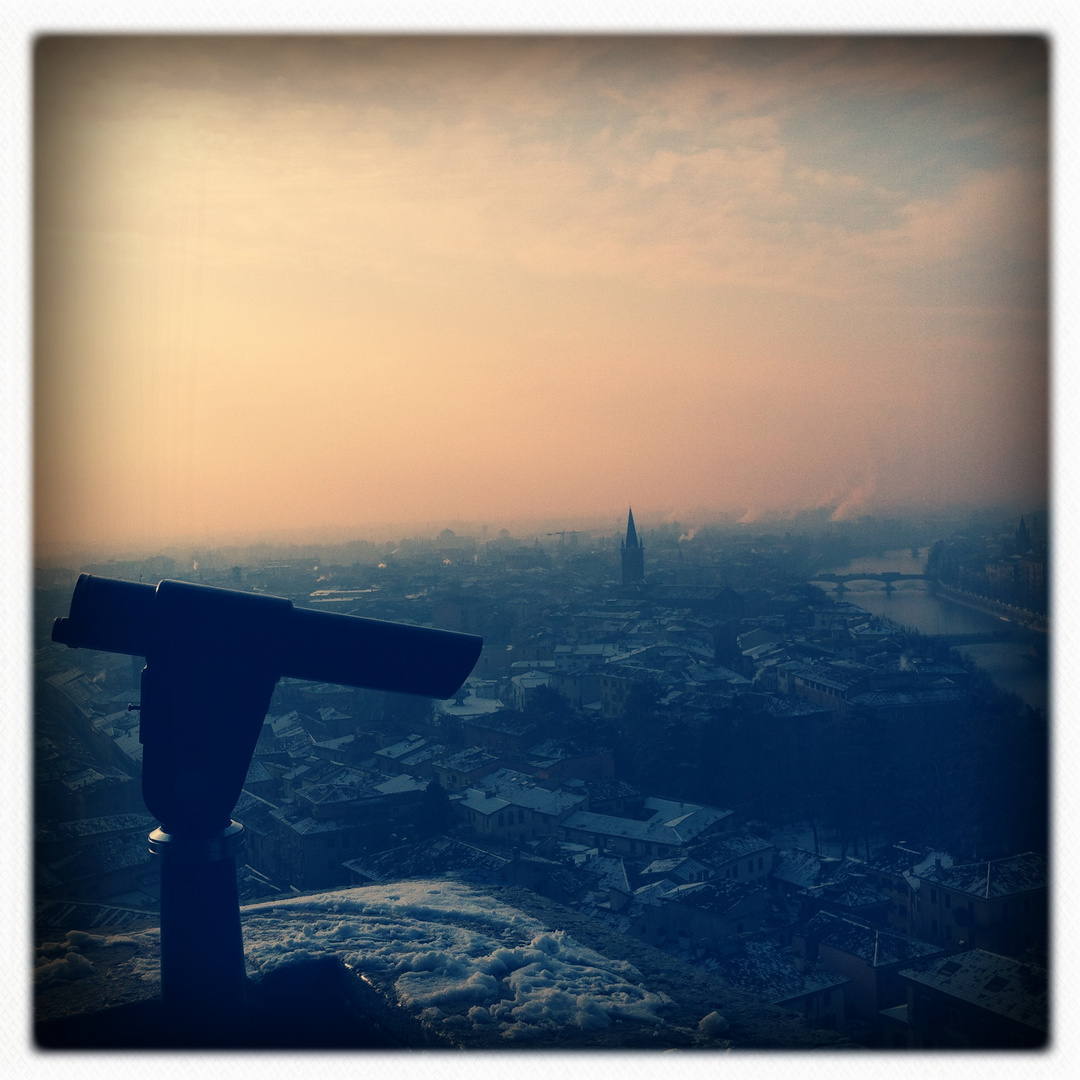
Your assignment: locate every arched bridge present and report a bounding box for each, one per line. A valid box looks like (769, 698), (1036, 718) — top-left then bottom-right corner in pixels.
(808, 572), (930, 593)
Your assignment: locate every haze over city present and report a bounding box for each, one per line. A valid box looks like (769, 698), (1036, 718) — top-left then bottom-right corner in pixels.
(34, 35), (1047, 556)
(23, 27), (1062, 1057)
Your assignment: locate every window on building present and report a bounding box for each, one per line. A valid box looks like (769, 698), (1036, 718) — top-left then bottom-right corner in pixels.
(758, 857), (764, 870)
(945, 893), (951, 909)
(748, 861), (754, 874)
(931, 889), (937, 904)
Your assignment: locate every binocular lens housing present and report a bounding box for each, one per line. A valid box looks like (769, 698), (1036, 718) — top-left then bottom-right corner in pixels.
(53, 573), (482, 700)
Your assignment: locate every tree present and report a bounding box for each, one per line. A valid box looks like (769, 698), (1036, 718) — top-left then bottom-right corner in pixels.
(418, 780), (453, 838)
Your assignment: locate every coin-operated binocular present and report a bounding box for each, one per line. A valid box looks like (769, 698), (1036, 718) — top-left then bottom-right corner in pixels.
(53, 574), (482, 1042)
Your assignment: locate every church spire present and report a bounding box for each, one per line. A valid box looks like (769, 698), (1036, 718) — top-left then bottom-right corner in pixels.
(620, 507), (644, 585)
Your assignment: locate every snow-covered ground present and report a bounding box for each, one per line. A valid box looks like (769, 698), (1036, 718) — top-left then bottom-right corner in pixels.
(117, 879), (682, 1044)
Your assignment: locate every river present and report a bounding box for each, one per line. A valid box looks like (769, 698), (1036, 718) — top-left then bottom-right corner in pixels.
(819, 549), (1049, 715)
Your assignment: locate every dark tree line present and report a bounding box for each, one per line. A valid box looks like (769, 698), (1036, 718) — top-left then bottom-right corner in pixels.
(573, 675), (1046, 860)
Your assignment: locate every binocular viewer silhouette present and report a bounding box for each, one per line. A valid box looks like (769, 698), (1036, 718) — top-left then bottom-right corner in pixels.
(53, 573), (482, 700)
(53, 573), (483, 837)
(51, 571), (485, 1032)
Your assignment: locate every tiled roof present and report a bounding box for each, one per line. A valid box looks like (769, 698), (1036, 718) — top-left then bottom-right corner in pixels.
(641, 856), (712, 882)
(563, 811), (684, 847)
(772, 848), (841, 889)
(801, 911), (944, 967)
(918, 852), (1047, 900)
(900, 950), (1047, 1032)
(343, 836), (512, 884)
(849, 686), (965, 708)
(51, 812), (156, 842)
(714, 936), (850, 1005)
(582, 853), (631, 894)
(867, 843), (943, 877)
(674, 878), (764, 914)
(692, 832), (773, 864)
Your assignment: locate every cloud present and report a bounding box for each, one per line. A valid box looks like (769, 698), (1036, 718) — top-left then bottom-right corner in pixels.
(34, 36), (1048, 545)
(867, 166), (1047, 269)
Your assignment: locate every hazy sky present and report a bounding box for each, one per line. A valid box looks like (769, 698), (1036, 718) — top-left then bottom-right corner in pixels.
(33, 35), (1048, 552)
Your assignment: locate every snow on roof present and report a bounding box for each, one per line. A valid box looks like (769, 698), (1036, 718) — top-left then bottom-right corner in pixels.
(640, 856), (711, 882)
(310, 733), (356, 752)
(60, 767), (106, 791)
(820, 884), (892, 911)
(316, 706), (351, 721)
(693, 832), (773, 864)
(772, 848), (839, 889)
(436, 746), (499, 774)
(397, 742), (446, 769)
(459, 789), (510, 816)
(374, 773), (428, 796)
(344, 838), (513, 885)
(643, 798), (733, 836)
(245, 760), (274, 784)
(269, 711), (305, 736)
(801, 911), (944, 967)
(562, 811), (679, 847)
(916, 852), (1047, 900)
(899, 950), (1047, 1032)
(714, 936), (850, 1006)
(270, 806), (346, 835)
(375, 734), (428, 760)
(510, 670), (551, 689)
(582, 853), (631, 894)
(436, 688), (505, 719)
(50, 812), (157, 842)
(461, 769), (586, 817)
(686, 664), (751, 686)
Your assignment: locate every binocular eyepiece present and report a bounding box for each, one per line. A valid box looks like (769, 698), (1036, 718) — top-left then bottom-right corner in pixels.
(53, 573), (482, 700)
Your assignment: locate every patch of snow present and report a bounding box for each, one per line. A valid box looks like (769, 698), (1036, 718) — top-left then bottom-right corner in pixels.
(118, 879), (678, 1042)
(698, 1010), (729, 1037)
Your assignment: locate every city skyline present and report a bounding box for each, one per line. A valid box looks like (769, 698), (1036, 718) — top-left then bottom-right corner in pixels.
(34, 35), (1048, 554)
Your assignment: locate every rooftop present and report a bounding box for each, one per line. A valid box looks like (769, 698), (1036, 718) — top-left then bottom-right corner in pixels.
(900, 949), (1048, 1032)
(801, 911), (945, 968)
(714, 936), (850, 1006)
(917, 852), (1047, 900)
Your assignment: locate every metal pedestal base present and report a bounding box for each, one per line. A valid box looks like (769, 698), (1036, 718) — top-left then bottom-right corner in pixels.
(150, 822), (249, 1043)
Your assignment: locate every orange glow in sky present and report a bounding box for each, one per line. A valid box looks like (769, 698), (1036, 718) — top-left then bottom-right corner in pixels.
(34, 36), (1048, 553)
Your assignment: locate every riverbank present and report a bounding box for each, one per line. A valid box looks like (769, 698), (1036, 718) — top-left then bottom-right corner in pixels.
(819, 549), (1048, 712)
(932, 580), (1048, 635)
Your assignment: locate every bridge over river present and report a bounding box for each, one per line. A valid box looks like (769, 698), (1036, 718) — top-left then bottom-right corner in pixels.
(806, 572), (1045, 646)
(808, 571), (930, 593)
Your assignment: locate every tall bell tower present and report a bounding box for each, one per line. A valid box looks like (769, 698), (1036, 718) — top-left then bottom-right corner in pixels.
(620, 507), (645, 586)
